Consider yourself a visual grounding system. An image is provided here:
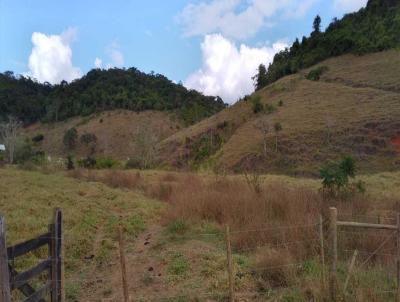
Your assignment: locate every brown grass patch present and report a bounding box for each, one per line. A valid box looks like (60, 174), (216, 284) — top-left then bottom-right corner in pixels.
(253, 248), (296, 288)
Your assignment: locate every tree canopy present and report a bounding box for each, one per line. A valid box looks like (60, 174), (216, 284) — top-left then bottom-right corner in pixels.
(0, 68), (226, 125)
(256, 0), (400, 89)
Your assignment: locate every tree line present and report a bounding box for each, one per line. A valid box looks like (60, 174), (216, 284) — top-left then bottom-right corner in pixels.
(254, 0), (400, 90)
(0, 68), (226, 126)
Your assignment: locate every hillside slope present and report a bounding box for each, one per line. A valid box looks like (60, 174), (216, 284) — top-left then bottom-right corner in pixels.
(25, 109), (182, 160)
(160, 50), (400, 175)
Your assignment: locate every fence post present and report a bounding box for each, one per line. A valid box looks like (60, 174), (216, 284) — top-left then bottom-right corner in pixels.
(329, 207), (337, 302)
(343, 250), (358, 294)
(49, 208), (62, 302)
(118, 226), (129, 302)
(225, 225), (234, 302)
(397, 213), (400, 302)
(0, 216), (11, 302)
(55, 209), (62, 302)
(319, 214), (326, 291)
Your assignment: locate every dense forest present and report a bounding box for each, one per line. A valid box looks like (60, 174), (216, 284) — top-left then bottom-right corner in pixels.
(254, 0), (400, 90)
(0, 68), (226, 125)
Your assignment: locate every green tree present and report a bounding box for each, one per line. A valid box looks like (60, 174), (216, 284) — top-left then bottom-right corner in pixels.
(320, 156), (359, 197)
(253, 64), (268, 91)
(313, 15), (321, 34)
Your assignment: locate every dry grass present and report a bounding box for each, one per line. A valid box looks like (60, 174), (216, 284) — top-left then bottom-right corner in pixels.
(65, 168), (400, 300)
(160, 50), (400, 174)
(24, 109), (182, 159)
(253, 248), (296, 288)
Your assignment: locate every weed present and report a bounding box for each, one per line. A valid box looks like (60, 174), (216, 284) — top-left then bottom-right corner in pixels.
(166, 219), (189, 235)
(167, 252), (190, 276)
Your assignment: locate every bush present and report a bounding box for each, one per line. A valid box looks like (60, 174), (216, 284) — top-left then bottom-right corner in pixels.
(95, 157), (118, 169)
(251, 95), (264, 113)
(32, 134), (44, 143)
(265, 104), (276, 114)
(319, 156), (365, 198)
(125, 158), (142, 169)
(77, 156), (96, 168)
(80, 133), (97, 145)
(66, 155), (74, 170)
(63, 128), (78, 150)
(306, 66), (328, 81)
(15, 139), (35, 164)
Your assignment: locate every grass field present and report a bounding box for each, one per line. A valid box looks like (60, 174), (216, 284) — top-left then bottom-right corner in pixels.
(2, 166), (400, 301)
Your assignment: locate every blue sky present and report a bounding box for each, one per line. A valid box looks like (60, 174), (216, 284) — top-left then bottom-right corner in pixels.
(0, 0), (367, 103)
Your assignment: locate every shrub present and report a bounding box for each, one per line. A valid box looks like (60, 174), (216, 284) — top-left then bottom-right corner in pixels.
(319, 156), (364, 198)
(63, 128), (78, 150)
(265, 104), (276, 114)
(31, 150), (46, 165)
(15, 139), (35, 164)
(125, 158), (142, 169)
(251, 95), (264, 113)
(306, 66), (328, 81)
(32, 134), (44, 143)
(95, 157), (118, 169)
(77, 156), (96, 169)
(80, 133), (97, 145)
(166, 219), (189, 235)
(66, 155), (75, 170)
(278, 100), (284, 106)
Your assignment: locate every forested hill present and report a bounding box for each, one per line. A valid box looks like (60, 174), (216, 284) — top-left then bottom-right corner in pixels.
(0, 68), (226, 125)
(255, 0), (400, 89)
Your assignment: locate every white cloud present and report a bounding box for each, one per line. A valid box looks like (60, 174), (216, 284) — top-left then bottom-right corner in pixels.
(94, 57), (103, 68)
(333, 0), (367, 13)
(184, 34), (287, 104)
(26, 27), (81, 84)
(95, 41), (125, 70)
(106, 42), (124, 68)
(177, 0), (318, 40)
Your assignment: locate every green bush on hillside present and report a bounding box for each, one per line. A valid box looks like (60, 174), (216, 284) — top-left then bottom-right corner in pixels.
(95, 157), (119, 169)
(306, 66), (328, 81)
(320, 156), (366, 198)
(251, 95), (264, 114)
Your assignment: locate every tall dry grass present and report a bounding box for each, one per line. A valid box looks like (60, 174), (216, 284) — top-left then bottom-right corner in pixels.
(68, 169), (399, 290)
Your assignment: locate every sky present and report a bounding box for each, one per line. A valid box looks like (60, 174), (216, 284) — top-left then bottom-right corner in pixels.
(0, 0), (368, 104)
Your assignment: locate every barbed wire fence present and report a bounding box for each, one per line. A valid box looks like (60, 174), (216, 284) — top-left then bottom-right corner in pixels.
(2, 207), (400, 301)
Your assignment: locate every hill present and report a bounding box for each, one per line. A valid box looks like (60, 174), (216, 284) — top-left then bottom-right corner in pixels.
(255, 0), (400, 89)
(0, 67), (226, 126)
(24, 109), (183, 160)
(160, 49), (400, 175)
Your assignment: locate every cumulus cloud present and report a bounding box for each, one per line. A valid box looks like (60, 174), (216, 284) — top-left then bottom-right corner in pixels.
(26, 27), (81, 84)
(94, 42), (125, 70)
(333, 0), (367, 13)
(177, 0), (318, 39)
(106, 42), (124, 68)
(94, 57), (103, 68)
(184, 34), (287, 104)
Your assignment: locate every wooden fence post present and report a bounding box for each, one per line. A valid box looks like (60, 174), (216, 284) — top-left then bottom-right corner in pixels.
(319, 214), (326, 291)
(49, 208), (62, 302)
(55, 209), (62, 302)
(329, 207), (338, 302)
(225, 225), (234, 302)
(343, 250), (358, 294)
(118, 226), (129, 302)
(0, 216), (11, 302)
(397, 213), (400, 302)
